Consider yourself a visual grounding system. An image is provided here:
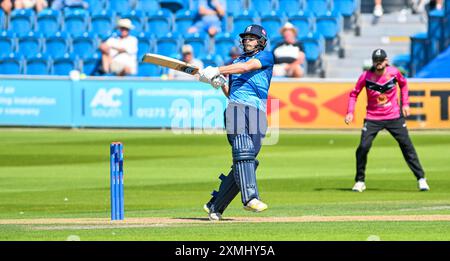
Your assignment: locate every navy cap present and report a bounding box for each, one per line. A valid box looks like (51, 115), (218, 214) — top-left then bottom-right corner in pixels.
(372, 48), (387, 61)
(239, 24), (268, 40)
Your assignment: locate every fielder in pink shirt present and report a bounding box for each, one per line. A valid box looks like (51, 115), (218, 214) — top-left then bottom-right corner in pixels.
(345, 49), (429, 192)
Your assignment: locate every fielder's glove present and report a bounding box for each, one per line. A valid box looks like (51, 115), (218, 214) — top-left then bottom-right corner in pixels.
(211, 75), (227, 89)
(199, 66), (220, 82)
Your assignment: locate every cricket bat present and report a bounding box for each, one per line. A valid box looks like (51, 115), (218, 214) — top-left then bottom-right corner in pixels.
(141, 53), (200, 75)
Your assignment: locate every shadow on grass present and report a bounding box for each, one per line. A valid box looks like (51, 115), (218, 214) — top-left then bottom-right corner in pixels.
(314, 187), (417, 192)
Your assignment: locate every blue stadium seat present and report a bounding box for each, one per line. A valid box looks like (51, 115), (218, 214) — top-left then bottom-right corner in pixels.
(107, 0), (133, 15)
(17, 31), (43, 59)
(260, 11), (284, 37)
(189, 0), (200, 10)
(156, 32), (180, 56)
(82, 53), (101, 76)
(36, 9), (61, 37)
(277, 0), (303, 16)
(147, 9), (173, 38)
(51, 54), (78, 75)
(199, 53), (223, 67)
(122, 10), (145, 34)
(85, 0), (106, 13)
(160, 0), (185, 13)
(306, 0), (330, 16)
(175, 9), (195, 34)
(136, 0), (161, 14)
(333, 0), (358, 17)
(232, 10), (258, 37)
(288, 11), (314, 38)
(25, 53), (50, 75)
(300, 32), (324, 61)
(138, 62), (161, 77)
(269, 35), (284, 50)
(214, 32), (237, 61)
(301, 32), (325, 75)
(137, 32), (154, 59)
(64, 9), (88, 37)
(9, 9), (35, 37)
(90, 10), (114, 40)
(44, 32), (70, 59)
(0, 31), (16, 58)
(0, 53), (22, 74)
(1, 8), (6, 30)
(316, 11), (342, 40)
(226, 0), (247, 16)
(72, 33), (97, 60)
(183, 32), (208, 56)
(249, 0), (274, 16)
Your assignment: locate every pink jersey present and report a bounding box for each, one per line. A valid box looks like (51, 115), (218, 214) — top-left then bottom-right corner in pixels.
(347, 66), (409, 121)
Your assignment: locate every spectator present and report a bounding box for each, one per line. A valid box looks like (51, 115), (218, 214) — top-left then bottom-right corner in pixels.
(225, 46), (241, 65)
(168, 44), (204, 80)
(272, 22), (305, 78)
(51, 0), (88, 10)
(14, 0), (48, 12)
(99, 19), (138, 76)
(1, 0), (12, 14)
(188, 0), (226, 37)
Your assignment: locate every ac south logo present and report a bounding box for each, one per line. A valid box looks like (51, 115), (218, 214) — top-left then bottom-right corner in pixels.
(90, 88), (123, 108)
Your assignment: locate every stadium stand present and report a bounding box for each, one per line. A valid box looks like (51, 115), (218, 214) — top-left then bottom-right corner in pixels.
(156, 32), (180, 57)
(63, 8), (88, 37)
(9, 8), (35, 37)
(25, 53), (50, 75)
(72, 32), (97, 60)
(90, 9), (114, 40)
(81, 52), (101, 76)
(43, 31), (70, 59)
(0, 52), (22, 74)
(0, 0), (369, 77)
(248, 0), (273, 16)
(0, 30), (16, 58)
(107, 0), (133, 16)
(36, 8), (61, 37)
(147, 8), (173, 38)
(393, 1), (450, 77)
(51, 53), (78, 75)
(183, 32), (209, 56)
(306, 0), (331, 16)
(138, 62), (161, 77)
(260, 10), (284, 37)
(137, 32), (154, 59)
(17, 31), (43, 59)
(174, 9), (195, 34)
(277, 0), (303, 16)
(288, 10), (315, 39)
(214, 32), (237, 61)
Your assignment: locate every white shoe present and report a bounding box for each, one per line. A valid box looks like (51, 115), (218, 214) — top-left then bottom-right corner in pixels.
(203, 204), (222, 221)
(352, 181), (366, 192)
(244, 198), (268, 212)
(373, 5), (383, 17)
(418, 178), (430, 191)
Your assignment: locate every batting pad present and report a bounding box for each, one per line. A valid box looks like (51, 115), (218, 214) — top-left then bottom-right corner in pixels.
(232, 134), (259, 205)
(208, 160), (259, 214)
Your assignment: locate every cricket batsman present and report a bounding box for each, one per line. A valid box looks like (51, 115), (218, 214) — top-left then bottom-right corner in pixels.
(345, 49), (430, 192)
(197, 24), (274, 221)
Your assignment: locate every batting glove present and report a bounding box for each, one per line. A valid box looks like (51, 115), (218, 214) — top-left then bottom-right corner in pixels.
(200, 66), (220, 82)
(211, 75), (227, 89)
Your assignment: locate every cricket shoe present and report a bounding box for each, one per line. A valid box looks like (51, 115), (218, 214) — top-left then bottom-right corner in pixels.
(352, 181), (366, 192)
(418, 178), (430, 191)
(244, 198), (268, 212)
(203, 204), (222, 221)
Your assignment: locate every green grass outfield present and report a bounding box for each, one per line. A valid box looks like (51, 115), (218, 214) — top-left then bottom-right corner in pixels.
(0, 129), (449, 241)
